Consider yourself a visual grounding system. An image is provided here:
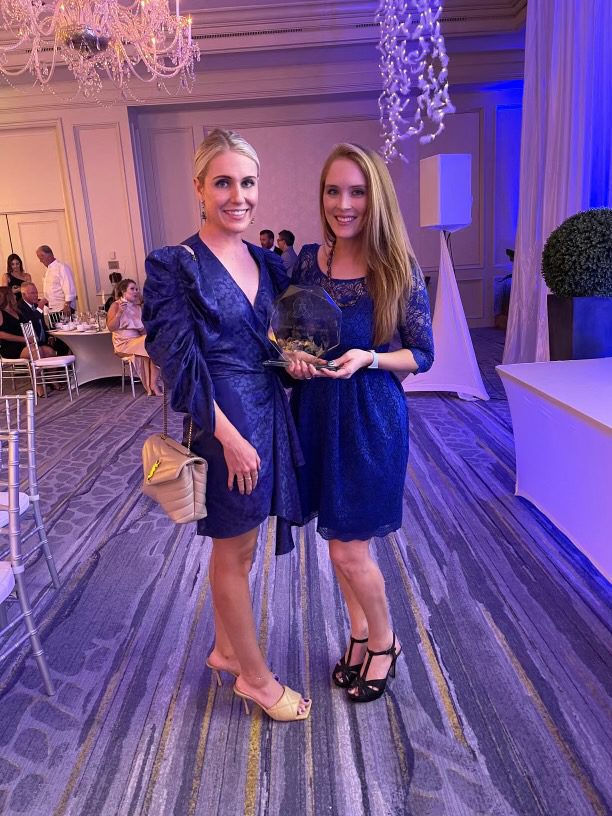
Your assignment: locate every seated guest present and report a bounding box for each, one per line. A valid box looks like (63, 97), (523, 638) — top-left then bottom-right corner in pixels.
(18, 282), (49, 344)
(104, 272), (123, 312)
(19, 282), (70, 356)
(4, 254), (31, 298)
(277, 230), (298, 278)
(0, 286), (28, 360)
(0, 286), (55, 396)
(107, 279), (163, 396)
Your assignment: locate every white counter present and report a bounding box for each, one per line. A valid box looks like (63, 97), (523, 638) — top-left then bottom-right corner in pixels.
(497, 358), (612, 580)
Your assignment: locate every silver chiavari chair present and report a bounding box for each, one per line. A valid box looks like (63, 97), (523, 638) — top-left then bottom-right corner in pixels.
(120, 355), (138, 398)
(0, 430), (55, 695)
(0, 392), (60, 590)
(0, 354), (34, 396)
(46, 311), (65, 329)
(21, 322), (79, 404)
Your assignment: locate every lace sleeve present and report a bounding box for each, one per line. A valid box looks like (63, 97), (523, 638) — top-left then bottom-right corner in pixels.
(398, 260), (434, 374)
(292, 244), (321, 286)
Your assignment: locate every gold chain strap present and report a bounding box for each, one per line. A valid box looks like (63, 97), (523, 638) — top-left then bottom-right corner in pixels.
(161, 389), (193, 453)
(186, 414), (193, 451)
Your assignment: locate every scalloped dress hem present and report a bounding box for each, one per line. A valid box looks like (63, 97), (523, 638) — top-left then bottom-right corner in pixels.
(301, 510), (400, 543)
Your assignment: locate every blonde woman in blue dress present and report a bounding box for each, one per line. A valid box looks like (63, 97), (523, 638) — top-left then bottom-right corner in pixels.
(288, 143), (434, 703)
(144, 129), (309, 722)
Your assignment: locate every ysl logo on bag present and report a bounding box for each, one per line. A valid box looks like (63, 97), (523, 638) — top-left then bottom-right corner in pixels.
(147, 459), (161, 482)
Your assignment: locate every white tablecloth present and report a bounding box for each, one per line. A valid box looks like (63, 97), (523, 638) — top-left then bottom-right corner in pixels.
(49, 329), (123, 386)
(496, 358), (612, 580)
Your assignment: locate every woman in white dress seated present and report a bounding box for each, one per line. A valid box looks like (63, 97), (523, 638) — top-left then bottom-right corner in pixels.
(107, 279), (163, 396)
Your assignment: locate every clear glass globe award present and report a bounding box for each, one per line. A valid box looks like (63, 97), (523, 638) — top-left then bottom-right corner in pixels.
(263, 285), (342, 369)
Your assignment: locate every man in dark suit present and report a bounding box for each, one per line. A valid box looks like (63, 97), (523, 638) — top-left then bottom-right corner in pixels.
(19, 282), (70, 356)
(259, 229), (282, 256)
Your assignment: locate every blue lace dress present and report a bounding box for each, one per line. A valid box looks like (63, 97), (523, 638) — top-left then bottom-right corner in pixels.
(143, 234), (303, 555)
(290, 244), (434, 541)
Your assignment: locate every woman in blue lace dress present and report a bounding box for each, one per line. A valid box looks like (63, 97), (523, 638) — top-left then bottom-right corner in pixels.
(143, 129), (310, 722)
(288, 143), (433, 703)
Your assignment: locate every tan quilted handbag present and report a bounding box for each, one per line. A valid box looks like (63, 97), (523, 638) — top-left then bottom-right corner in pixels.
(142, 395), (207, 523)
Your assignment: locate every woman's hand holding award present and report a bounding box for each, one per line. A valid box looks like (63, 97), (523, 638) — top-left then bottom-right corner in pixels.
(264, 285), (342, 369)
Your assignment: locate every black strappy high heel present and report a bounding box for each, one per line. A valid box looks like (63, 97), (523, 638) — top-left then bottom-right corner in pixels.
(348, 633), (402, 703)
(332, 635), (368, 688)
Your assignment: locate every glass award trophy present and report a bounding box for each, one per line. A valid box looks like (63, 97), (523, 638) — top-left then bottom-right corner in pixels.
(264, 285), (342, 369)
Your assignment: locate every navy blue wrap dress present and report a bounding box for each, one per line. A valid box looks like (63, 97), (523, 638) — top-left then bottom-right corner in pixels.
(143, 234), (303, 555)
(290, 244), (434, 542)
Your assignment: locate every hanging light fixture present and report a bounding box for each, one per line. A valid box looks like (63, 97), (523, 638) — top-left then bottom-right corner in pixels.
(377, 0), (455, 162)
(0, 0), (200, 99)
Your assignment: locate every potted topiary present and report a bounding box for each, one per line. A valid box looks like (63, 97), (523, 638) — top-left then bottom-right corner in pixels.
(542, 207), (612, 360)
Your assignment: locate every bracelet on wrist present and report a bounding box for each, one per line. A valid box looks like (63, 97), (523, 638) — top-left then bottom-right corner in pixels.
(368, 349), (379, 369)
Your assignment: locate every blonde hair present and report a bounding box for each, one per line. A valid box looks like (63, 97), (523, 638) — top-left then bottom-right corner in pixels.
(319, 143), (416, 345)
(194, 128), (260, 184)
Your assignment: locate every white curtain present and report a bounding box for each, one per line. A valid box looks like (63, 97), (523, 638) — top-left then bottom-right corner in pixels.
(503, 0), (612, 364)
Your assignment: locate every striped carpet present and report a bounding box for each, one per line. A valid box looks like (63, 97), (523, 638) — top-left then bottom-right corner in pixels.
(0, 328), (610, 816)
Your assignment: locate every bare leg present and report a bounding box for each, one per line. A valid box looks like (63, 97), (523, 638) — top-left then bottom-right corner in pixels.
(131, 355), (153, 395)
(150, 360), (163, 396)
(332, 565), (369, 667)
(328, 539), (399, 691)
(145, 357), (164, 396)
(210, 529), (309, 713)
(207, 548), (239, 674)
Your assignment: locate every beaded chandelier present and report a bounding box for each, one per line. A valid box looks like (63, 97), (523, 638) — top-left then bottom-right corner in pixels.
(0, 0), (199, 98)
(377, 0), (455, 162)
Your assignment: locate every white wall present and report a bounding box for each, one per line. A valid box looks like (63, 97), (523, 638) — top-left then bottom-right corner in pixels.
(0, 33), (522, 325)
(131, 86), (522, 326)
(0, 104), (146, 310)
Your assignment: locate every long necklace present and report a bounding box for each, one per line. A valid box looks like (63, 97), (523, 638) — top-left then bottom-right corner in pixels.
(322, 242), (365, 308)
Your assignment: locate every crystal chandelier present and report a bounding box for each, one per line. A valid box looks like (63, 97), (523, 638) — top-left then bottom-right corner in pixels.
(0, 0), (200, 99)
(377, 0), (455, 162)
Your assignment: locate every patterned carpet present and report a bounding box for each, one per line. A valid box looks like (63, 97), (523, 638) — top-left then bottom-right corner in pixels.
(0, 328), (610, 816)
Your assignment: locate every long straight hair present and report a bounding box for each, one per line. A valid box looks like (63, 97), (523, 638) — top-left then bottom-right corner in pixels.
(319, 143), (416, 345)
(6, 253), (24, 276)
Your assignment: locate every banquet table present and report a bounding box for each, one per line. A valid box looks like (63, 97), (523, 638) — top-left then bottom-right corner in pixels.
(496, 358), (612, 580)
(49, 328), (123, 385)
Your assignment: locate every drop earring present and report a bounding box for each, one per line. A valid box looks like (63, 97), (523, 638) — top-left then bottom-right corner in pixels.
(200, 202), (206, 222)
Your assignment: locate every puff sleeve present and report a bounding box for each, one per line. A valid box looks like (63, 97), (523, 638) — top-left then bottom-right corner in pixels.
(143, 245), (220, 434)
